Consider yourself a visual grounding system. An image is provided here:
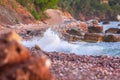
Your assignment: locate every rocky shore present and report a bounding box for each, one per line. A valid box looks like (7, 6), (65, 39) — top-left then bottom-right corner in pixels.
(0, 24), (120, 80)
(30, 48), (120, 80)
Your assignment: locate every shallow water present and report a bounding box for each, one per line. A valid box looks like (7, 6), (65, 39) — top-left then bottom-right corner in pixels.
(22, 21), (120, 56)
(99, 21), (120, 32)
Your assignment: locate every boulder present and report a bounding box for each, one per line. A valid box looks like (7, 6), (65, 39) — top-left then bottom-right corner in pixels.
(105, 28), (120, 34)
(104, 34), (120, 42)
(65, 21), (88, 32)
(61, 26), (86, 41)
(88, 26), (103, 33)
(84, 33), (104, 42)
(66, 27), (82, 36)
(63, 33), (83, 42)
(35, 44), (41, 50)
(0, 32), (55, 80)
(45, 9), (74, 25)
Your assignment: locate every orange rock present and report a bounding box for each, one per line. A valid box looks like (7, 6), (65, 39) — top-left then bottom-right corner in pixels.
(0, 32), (55, 80)
(0, 31), (29, 66)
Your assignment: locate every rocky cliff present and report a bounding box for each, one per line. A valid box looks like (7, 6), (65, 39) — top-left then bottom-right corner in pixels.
(0, 0), (35, 26)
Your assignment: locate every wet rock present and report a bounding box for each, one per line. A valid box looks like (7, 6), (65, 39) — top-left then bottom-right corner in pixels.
(102, 21), (110, 24)
(26, 30), (41, 36)
(66, 27), (82, 36)
(35, 44), (41, 50)
(62, 33), (83, 42)
(88, 26), (103, 33)
(61, 27), (84, 41)
(84, 33), (104, 42)
(118, 24), (120, 26)
(105, 28), (120, 34)
(104, 34), (120, 42)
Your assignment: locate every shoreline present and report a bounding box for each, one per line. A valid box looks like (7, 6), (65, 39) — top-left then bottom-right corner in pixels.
(0, 22), (120, 80)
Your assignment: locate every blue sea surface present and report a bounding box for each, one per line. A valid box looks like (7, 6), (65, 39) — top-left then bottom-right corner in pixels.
(22, 21), (120, 56)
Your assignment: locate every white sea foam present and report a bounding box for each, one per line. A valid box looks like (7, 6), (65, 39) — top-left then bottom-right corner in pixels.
(22, 22), (120, 56)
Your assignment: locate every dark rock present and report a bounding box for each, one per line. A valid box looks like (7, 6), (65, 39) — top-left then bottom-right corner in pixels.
(88, 26), (103, 33)
(102, 21), (110, 24)
(118, 24), (120, 26)
(104, 34), (120, 42)
(66, 27), (82, 36)
(26, 30), (41, 36)
(105, 28), (120, 34)
(84, 33), (104, 42)
(62, 33), (83, 42)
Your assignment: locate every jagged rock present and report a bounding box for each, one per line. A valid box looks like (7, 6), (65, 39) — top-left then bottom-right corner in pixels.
(105, 28), (120, 34)
(0, 32), (55, 80)
(84, 33), (104, 42)
(88, 26), (103, 33)
(0, 31), (29, 66)
(104, 34), (120, 42)
(0, 55), (53, 80)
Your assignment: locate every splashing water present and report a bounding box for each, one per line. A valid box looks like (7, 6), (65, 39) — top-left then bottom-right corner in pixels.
(22, 22), (120, 56)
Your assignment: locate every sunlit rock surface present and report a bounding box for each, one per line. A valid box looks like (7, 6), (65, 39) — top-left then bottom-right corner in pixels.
(0, 32), (55, 80)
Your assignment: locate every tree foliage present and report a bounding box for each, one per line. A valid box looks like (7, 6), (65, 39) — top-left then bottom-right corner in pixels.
(58, 0), (120, 20)
(16, 0), (120, 20)
(16, 0), (58, 20)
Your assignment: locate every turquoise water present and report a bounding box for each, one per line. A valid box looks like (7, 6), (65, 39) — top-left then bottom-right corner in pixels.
(22, 21), (120, 56)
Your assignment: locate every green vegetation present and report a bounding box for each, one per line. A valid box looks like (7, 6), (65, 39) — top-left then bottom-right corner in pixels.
(16, 0), (120, 20)
(16, 0), (59, 20)
(58, 0), (120, 20)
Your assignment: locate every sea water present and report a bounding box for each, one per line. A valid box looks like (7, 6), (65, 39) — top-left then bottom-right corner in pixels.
(22, 21), (120, 56)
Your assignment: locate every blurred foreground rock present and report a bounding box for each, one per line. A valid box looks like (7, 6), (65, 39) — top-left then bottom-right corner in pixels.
(0, 32), (55, 80)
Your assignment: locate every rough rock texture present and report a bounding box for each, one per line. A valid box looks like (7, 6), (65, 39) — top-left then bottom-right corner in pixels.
(45, 52), (120, 80)
(104, 34), (120, 42)
(84, 33), (104, 42)
(0, 0), (35, 26)
(66, 27), (83, 36)
(88, 26), (103, 33)
(0, 32), (55, 80)
(105, 28), (120, 34)
(45, 9), (74, 25)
